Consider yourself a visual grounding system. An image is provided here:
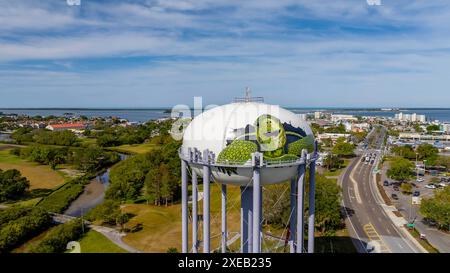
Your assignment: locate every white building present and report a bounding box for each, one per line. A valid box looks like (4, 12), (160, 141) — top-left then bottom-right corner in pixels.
(317, 133), (351, 144)
(314, 111), (322, 120)
(331, 114), (358, 123)
(394, 112), (426, 123)
(441, 123), (450, 133)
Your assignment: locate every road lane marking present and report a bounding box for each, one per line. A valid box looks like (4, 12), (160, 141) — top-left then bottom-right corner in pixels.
(363, 223), (391, 253)
(350, 160), (363, 204)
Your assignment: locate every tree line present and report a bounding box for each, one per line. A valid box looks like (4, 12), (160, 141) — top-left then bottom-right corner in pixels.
(106, 136), (181, 205)
(12, 128), (78, 146)
(11, 145), (120, 172)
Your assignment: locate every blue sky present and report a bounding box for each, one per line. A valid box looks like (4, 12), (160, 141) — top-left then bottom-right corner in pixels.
(1, 0), (450, 108)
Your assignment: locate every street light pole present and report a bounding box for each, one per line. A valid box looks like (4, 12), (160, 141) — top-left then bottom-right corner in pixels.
(416, 153), (419, 181)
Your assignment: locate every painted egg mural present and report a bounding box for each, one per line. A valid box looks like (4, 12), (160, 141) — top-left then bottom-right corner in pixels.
(181, 102), (315, 185)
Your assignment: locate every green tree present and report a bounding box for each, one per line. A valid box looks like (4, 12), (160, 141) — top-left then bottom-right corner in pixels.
(313, 176), (342, 234)
(263, 174), (342, 235)
(387, 157), (414, 181)
(420, 187), (450, 231)
(332, 138), (355, 157)
(426, 124), (440, 133)
(414, 124), (424, 133)
(323, 153), (343, 171)
(391, 145), (416, 160)
(0, 169), (30, 201)
(145, 168), (161, 205)
(30, 219), (84, 253)
(400, 183), (413, 195)
(86, 200), (121, 225)
(417, 144), (438, 164)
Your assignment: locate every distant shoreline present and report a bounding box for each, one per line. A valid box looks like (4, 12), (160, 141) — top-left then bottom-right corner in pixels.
(1, 107), (450, 111)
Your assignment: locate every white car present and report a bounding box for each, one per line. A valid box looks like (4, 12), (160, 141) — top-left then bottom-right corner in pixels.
(417, 178), (425, 183)
(438, 182), (447, 187)
(425, 184), (436, 189)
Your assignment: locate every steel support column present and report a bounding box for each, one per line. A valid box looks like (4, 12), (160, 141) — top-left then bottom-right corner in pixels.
(252, 168), (261, 253)
(240, 186), (253, 253)
(203, 150), (210, 253)
(307, 155), (316, 253)
(289, 178), (297, 253)
(296, 150), (307, 253)
(192, 171), (198, 253)
(221, 184), (227, 253)
(181, 160), (188, 253)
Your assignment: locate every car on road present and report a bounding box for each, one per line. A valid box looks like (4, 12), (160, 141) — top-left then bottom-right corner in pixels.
(417, 177), (425, 183)
(370, 160), (375, 164)
(391, 194), (399, 200)
(425, 184), (436, 189)
(413, 191), (420, 197)
(393, 186), (399, 191)
(383, 181), (389, 186)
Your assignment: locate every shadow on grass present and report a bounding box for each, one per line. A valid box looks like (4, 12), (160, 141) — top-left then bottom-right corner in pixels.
(313, 236), (361, 253)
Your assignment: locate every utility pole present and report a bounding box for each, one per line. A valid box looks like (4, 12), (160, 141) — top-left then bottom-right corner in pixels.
(416, 152), (419, 181)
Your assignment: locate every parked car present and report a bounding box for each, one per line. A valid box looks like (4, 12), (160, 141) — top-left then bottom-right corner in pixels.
(383, 181), (389, 186)
(370, 160), (375, 164)
(423, 218), (437, 227)
(417, 178), (425, 183)
(393, 186), (399, 191)
(438, 182), (447, 187)
(413, 191), (420, 197)
(425, 184), (436, 189)
(391, 194), (399, 200)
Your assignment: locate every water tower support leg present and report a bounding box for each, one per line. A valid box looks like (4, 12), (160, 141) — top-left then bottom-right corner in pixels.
(240, 186), (253, 253)
(181, 160), (188, 253)
(192, 171), (198, 253)
(221, 184), (227, 253)
(290, 178), (297, 253)
(253, 168), (261, 253)
(203, 164), (210, 253)
(297, 162), (306, 253)
(308, 160), (316, 253)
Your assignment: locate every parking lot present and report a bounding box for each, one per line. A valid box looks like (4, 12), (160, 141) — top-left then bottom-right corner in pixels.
(379, 163), (450, 252)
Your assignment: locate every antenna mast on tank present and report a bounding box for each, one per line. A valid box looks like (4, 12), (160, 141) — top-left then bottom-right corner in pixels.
(233, 87), (264, 103)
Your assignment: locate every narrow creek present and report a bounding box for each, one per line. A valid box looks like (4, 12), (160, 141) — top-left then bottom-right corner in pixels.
(64, 153), (129, 217)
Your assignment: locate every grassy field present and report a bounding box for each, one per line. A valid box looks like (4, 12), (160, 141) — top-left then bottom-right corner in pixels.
(108, 143), (159, 154)
(78, 230), (128, 253)
(121, 182), (242, 252)
(0, 148), (65, 190)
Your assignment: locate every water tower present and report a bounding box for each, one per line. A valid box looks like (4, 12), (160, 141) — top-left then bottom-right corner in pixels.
(179, 92), (318, 253)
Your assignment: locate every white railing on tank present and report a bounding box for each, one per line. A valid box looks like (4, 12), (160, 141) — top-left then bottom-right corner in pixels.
(179, 147), (317, 167)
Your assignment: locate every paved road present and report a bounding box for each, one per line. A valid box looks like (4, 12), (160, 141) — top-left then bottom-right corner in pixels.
(341, 127), (423, 253)
(52, 213), (142, 253)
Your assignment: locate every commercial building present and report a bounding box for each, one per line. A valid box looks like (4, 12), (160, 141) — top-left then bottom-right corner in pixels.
(46, 123), (86, 131)
(331, 114), (358, 123)
(317, 133), (351, 144)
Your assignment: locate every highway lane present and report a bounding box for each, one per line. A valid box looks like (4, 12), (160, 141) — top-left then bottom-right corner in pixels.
(342, 127), (422, 253)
